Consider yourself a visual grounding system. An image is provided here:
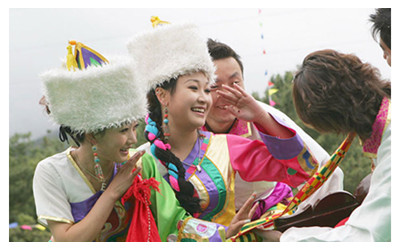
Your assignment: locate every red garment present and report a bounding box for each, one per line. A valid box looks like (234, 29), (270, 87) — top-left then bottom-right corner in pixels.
(335, 217), (349, 227)
(121, 174), (161, 242)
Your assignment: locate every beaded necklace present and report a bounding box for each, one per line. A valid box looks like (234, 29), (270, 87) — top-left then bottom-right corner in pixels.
(72, 149), (115, 191)
(80, 166), (114, 191)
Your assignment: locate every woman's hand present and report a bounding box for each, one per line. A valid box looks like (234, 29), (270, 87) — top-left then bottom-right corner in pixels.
(48, 150), (145, 242)
(226, 193), (259, 238)
(105, 150), (144, 201)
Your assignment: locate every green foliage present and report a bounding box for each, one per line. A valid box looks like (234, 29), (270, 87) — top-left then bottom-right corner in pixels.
(254, 71), (371, 193)
(9, 225), (52, 242)
(9, 214), (52, 242)
(9, 131), (67, 241)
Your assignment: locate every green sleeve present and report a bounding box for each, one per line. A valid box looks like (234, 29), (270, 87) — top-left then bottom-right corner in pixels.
(139, 152), (247, 242)
(140, 152), (190, 241)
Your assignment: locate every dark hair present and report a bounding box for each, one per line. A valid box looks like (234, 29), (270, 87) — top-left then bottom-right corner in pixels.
(58, 125), (85, 146)
(292, 49), (391, 142)
(42, 96), (121, 147)
(370, 8), (391, 49)
(58, 124), (120, 146)
(145, 78), (202, 215)
(207, 38), (244, 75)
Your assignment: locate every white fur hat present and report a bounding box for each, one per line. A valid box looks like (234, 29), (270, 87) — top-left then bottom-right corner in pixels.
(40, 56), (147, 133)
(126, 22), (215, 92)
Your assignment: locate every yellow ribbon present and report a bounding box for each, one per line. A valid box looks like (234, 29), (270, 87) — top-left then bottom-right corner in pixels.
(150, 16), (170, 28)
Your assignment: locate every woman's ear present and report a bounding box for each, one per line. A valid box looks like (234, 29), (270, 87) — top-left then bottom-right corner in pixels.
(155, 87), (169, 106)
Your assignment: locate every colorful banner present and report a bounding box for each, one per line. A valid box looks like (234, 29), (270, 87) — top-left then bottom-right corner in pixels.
(9, 222), (47, 231)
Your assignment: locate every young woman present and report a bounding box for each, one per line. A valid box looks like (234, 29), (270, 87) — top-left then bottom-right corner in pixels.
(33, 41), (254, 242)
(265, 49), (391, 241)
(127, 23), (319, 240)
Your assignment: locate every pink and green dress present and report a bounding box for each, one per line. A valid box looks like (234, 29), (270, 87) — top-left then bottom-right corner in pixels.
(149, 117), (319, 227)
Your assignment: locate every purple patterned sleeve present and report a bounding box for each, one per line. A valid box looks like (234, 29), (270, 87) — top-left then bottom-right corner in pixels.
(254, 113), (304, 160)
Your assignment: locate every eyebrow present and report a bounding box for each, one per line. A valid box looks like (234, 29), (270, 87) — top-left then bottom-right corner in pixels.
(229, 72), (241, 79)
(184, 79), (201, 84)
(215, 72), (241, 83)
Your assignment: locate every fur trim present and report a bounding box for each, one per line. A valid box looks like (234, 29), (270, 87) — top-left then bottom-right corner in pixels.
(126, 23), (215, 92)
(40, 56), (147, 133)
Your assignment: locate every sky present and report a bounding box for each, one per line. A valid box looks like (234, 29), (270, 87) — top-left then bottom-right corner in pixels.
(8, 7), (392, 140)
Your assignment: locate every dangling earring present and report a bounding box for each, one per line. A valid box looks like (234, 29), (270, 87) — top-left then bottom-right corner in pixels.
(163, 107), (170, 143)
(92, 145), (105, 183)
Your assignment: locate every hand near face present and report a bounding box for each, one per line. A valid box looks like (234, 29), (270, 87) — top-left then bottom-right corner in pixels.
(216, 83), (265, 123)
(105, 150), (144, 201)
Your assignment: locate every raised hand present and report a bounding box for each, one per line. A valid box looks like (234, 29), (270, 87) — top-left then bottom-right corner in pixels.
(216, 83), (265, 123)
(106, 150), (144, 201)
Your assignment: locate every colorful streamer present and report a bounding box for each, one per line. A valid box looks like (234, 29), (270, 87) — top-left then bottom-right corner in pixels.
(9, 222), (18, 229)
(229, 132), (356, 241)
(257, 9), (276, 106)
(9, 222), (47, 231)
(20, 225), (32, 231)
(268, 88), (278, 96)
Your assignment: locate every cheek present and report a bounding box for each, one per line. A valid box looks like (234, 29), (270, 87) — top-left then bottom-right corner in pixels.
(207, 94), (213, 105)
(210, 92), (218, 103)
(205, 95), (213, 114)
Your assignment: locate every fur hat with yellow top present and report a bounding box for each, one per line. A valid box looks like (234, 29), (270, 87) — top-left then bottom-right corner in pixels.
(40, 40), (147, 134)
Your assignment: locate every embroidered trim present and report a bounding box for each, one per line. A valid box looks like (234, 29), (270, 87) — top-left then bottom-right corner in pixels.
(296, 146), (319, 176)
(177, 217), (218, 241)
(363, 97), (391, 158)
(38, 215), (74, 225)
(66, 147), (97, 194)
(230, 120), (252, 138)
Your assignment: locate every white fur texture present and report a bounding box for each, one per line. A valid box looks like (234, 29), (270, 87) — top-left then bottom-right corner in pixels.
(40, 56), (147, 133)
(126, 23), (216, 92)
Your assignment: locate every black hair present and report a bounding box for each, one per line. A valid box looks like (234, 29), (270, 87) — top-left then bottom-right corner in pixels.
(370, 8), (391, 49)
(145, 78), (203, 215)
(207, 38), (244, 74)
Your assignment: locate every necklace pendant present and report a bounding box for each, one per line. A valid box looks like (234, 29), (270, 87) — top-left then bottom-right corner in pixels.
(196, 165), (201, 172)
(101, 182), (107, 191)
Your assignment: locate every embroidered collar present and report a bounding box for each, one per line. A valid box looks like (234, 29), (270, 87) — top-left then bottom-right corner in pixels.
(182, 131), (211, 176)
(202, 119), (252, 138)
(363, 97), (391, 158)
(229, 119), (252, 138)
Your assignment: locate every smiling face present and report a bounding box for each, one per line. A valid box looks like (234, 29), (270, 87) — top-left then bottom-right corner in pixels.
(163, 71), (212, 132)
(94, 121), (139, 164)
(206, 57), (245, 132)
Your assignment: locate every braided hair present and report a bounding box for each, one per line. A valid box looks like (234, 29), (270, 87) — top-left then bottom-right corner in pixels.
(144, 78), (202, 215)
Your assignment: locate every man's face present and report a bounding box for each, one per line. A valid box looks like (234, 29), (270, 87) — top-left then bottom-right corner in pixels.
(206, 57), (244, 132)
(379, 39), (391, 66)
